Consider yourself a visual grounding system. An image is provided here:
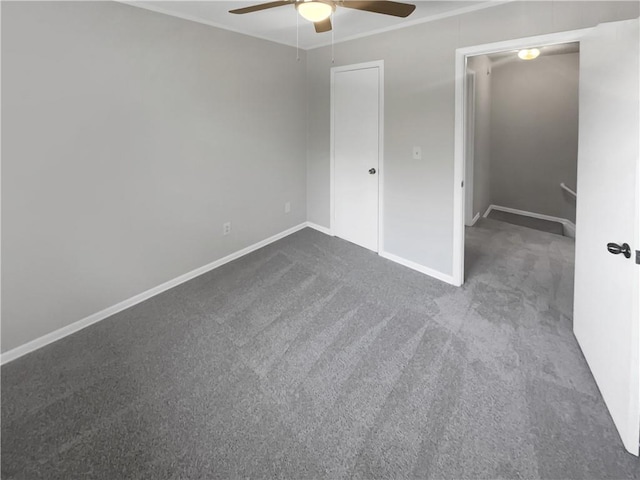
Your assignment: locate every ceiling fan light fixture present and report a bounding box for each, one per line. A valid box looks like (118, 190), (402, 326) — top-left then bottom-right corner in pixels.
(296, 0), (334, 22)
(518, 48), (541, 60)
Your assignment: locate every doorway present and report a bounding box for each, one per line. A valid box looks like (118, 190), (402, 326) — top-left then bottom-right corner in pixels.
(330, 61), (384, 252)
(453, 21), (640, 456)
(465, 42), (579, 239)
(453, 29), (590, 285)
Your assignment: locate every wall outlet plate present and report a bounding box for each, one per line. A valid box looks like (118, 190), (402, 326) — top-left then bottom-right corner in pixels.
(223, 222), (231, 236)
(412, 146), (422, 160)
(285, 202), (291, 214)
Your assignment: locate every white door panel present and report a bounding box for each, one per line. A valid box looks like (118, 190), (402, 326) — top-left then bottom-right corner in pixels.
(574, 18), (639, 455)
(332, 66), (380, 252)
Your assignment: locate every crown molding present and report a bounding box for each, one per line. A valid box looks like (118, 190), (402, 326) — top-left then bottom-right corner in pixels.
(117, 1), (510, 51)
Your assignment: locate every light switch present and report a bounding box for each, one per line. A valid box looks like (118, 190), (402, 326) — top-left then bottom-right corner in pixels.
(412, 146), (422, 160)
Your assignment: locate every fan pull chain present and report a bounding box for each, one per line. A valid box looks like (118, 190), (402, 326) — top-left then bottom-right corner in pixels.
(296, 11), (300, 61)
(331, 12), (335, 64)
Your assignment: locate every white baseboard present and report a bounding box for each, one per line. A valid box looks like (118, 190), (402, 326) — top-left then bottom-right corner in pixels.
(563, 222), (576, 238)
(304, 224), (455, 286)
(306, 222), (332, 236)
(2, 221), (459, 363)
(469, 212), (480, 226)
(483, 204), (576, 238)
(379, 251), (457, 286)
(484, 204), (569, 224)
(1, 222), (309, 365)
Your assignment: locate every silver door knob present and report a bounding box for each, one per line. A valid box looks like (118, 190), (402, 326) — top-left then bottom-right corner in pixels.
(369, 168), (376, 174)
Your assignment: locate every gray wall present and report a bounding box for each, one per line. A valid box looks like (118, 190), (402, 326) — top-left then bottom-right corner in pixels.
(468, 55), (492, 220)
(490, 52), (579, 222)
(306, 1), (639, 276)
(3, 1), (639, 353)
(1, 1), (307, 352)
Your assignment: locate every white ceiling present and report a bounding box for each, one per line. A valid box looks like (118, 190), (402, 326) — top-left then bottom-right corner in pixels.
(120, 1), (498, 50)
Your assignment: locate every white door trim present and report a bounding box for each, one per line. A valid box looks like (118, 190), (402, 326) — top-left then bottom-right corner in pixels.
(330, 60), (385, 252)
(453, 27), (594, 286)
(464, 69), (476, 226)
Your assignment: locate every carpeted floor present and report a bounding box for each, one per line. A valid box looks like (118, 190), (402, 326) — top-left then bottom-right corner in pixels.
(2, 220), (638, 479)
(487, 209), (566, 236)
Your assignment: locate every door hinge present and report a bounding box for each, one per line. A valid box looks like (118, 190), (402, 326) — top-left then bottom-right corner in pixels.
(636, 250), (640, 265)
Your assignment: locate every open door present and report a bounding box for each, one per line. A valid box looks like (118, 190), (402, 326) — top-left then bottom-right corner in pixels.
(574, 18), (639, 455)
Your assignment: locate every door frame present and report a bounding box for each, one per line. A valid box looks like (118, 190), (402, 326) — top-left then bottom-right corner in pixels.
(464, 69), (476, 226)
(330, 60), (385, 252)
(453, 27), (593, 286)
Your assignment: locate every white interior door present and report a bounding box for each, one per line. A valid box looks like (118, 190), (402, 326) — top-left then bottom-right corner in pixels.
(574, 18), (640, 455)
(332, 64), (381, 252)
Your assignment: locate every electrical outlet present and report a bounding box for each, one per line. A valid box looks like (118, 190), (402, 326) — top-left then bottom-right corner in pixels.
(222, 222), (231, 236)
(412, 146), (422, 160)
(284, 202), (291, 214)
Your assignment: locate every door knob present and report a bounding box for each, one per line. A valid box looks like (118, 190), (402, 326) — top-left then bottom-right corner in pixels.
(369, 168), (376, 174)
(607, 242), (631, 258)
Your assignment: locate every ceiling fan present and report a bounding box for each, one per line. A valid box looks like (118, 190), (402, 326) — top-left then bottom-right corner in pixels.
(229, 1), (417, 33)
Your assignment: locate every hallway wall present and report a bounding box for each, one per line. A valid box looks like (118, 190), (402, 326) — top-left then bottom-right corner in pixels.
(468, 55), (492, 221)
(490, 52), (579, 222)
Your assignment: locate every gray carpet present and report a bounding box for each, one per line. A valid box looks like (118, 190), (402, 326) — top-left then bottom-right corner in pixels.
(487, 209), (565, 236)
(2, 220), (639, 479)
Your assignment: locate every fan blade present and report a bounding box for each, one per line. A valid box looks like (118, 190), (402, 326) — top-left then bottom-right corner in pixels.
(341, 1), (416, 17)
(229, 1), (291, 15)
(314, 17), (332, 33)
